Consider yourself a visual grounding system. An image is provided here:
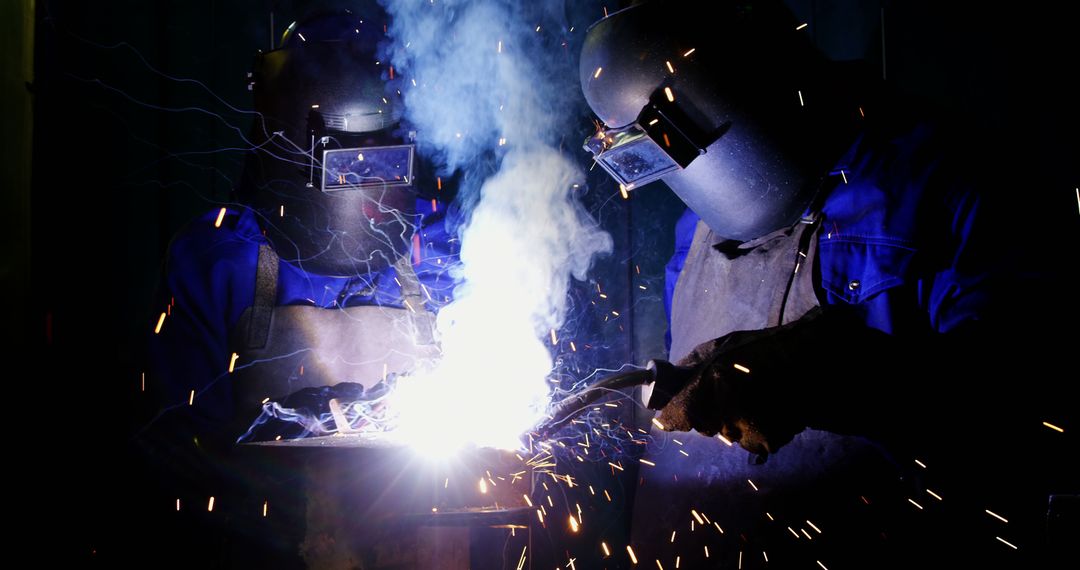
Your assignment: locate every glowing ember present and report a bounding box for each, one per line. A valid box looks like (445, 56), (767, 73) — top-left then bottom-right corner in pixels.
(1042, 421), (1064, 433)
(569, 515), (579, 533)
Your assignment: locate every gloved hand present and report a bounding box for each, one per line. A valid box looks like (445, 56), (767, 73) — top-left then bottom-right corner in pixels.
(656, 308), (858, 456)
(657, 331), (809, 456)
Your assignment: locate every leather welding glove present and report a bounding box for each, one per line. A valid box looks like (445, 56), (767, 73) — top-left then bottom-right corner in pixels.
(656, 307), (915, 456)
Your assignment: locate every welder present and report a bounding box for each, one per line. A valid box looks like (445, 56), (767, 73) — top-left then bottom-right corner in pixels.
(578, 1), (1074, 568)
(143, 5), (457, 566)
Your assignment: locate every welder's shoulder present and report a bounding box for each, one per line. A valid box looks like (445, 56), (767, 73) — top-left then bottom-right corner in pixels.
(164, 208), (261, 282)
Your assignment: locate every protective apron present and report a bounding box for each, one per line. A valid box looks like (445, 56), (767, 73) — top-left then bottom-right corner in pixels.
(630, 214), (906, 567)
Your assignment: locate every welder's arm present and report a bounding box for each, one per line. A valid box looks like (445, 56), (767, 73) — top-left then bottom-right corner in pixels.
(655, 306), (985, 455)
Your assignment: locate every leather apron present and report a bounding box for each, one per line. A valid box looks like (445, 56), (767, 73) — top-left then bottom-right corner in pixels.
(225, 245), (441, 568)
(630, 216), (903, 567)
(229, 244), (439, 418)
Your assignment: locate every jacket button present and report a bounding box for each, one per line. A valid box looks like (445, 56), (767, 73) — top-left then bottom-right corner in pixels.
(848, 280), (860, 291)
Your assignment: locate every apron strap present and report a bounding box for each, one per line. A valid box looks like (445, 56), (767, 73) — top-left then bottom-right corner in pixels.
(245, 243), (279, 350)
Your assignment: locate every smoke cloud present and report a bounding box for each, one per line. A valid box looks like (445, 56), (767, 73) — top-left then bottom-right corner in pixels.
(378, 0), (612, 450)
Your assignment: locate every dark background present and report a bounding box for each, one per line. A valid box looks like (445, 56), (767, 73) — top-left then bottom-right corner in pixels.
(5, 0), (1077, 565)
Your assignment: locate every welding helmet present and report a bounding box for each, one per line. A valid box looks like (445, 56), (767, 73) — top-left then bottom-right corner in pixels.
(241, 7), (416, 276)
(580, 1), (840, 241)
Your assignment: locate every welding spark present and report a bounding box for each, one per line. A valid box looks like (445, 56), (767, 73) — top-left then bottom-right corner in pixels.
(279, 205), (284, 217)
(766, 512), (774, 520)
(627, 545), (639, 564)
(154, 312), (166, 334)
(569, 515), (580, 533)
(798, 90), (805, 106)
(479, 478), (488, 494)
(926, 489), (943, 501)
(787, 527), (799, 538)
(619, 184), (630, 199)
(655, 560), (664, 570)
(262, 501), (268, 517)
(175, 498), (180, 511)
(297, 32), (306, 42)
(594, 67), (603, 79)
(796, 22), (808, 30)
(604, 490), (612, 502)
(498, 40), (503, 53)
(817, 561), (829, 570)
(748, 479), (758, 491)
(691, 510), (704, 525)
(763, 552), (768, 562)
(995, 536), (1018, 550)
(908, 498), (924, 510)
(717, 434), (733, 446)
(652, 418), (666, 430)
(682, 48), (696, 57)
(600, 541), (611, 556)
(516, 546), (527, 570)
(1042, 421), (1064, 433)
(214, 207), (226, 228)
(738, 551), (743, 569)
(639, 459), (656, 467)
(915, 458), (927, 468)
(228, 352), (239, 373)
(188, 390), (194, 406)
(840, 169), (848, 184)
(676, 556), (680, 568)
(664, 87), (675, 102)
(800, 528), (813, 540)
(550, 329), (558, 345)
(704, 545), (709, 558)
(986, 509), (1009, 523)
(207, 496), (215, 512)
(665, 61), (675, 74)
(733, 363), (751, 374)
(807, 520), (822, 533)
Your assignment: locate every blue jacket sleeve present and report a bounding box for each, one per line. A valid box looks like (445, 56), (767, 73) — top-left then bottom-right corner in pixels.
(147, 209), (259, 439)
(664, 208), (700, 350)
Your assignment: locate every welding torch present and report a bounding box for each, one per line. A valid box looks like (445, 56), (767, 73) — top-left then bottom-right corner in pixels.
(536, 359), (695, 438)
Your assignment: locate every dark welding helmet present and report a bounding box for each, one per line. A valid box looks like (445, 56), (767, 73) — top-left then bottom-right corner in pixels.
(580, 1), (839, 241)
(242, 7), (416, 276)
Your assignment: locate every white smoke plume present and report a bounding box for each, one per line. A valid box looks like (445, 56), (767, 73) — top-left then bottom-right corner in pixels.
(378, 0), (612, 451)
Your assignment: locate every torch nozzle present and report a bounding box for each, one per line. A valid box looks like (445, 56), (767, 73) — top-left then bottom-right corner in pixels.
(535, 359), (695, 438)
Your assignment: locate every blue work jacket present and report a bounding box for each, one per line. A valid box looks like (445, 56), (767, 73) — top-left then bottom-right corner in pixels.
(148, 199), (459, 428)
(666, 120), (1002, 343)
